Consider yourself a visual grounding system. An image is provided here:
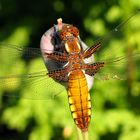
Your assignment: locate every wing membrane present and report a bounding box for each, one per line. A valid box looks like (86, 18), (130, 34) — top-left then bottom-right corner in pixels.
(93, 51), (140, 80)
(0, 70), (66, 100)
(91, 10), (140, 80)
(0, 43), (66, 100)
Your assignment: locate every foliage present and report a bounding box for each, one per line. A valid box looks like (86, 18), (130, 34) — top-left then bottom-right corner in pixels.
(0, 0), (140, 140)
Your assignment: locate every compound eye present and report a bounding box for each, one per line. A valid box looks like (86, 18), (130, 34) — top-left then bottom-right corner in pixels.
(59, 31), (67, 40)
(70, 27), (79, 37)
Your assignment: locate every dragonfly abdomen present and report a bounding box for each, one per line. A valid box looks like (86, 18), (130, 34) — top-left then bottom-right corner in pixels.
(68, 70), (91, 132)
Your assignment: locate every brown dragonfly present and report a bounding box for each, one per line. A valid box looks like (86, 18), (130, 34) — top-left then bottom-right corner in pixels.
(0, 11), (140, 132)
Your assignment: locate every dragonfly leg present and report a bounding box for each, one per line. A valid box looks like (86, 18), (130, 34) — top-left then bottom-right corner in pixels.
(82, 43), (101, 58)
(48, 67), (69, 82)
(84, 62), (104, 76)
(44, 52), (68, 62)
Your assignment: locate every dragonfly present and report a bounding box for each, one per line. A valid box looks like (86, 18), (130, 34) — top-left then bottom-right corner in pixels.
(0, 11), (140, 132)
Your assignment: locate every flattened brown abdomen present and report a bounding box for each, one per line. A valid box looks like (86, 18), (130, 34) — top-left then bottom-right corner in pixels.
(68, 70), (91, 132)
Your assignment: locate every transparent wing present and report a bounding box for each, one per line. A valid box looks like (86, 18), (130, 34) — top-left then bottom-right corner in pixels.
(91, 9), (140, 80)
(0, 71), (66, 100)
(94, 52), (140, 80)
(0, 43), (66, 100)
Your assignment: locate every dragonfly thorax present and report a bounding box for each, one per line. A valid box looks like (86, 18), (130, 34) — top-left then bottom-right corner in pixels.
(64, 37), (81, 53)
(67, 52), (84, 71)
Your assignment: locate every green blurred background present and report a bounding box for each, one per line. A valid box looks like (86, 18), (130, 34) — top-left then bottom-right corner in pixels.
(0, 0), (140, 140)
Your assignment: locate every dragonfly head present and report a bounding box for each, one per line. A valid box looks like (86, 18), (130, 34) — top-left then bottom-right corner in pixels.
(59, 25), (81, 53)
(59, 25), (79, 41)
